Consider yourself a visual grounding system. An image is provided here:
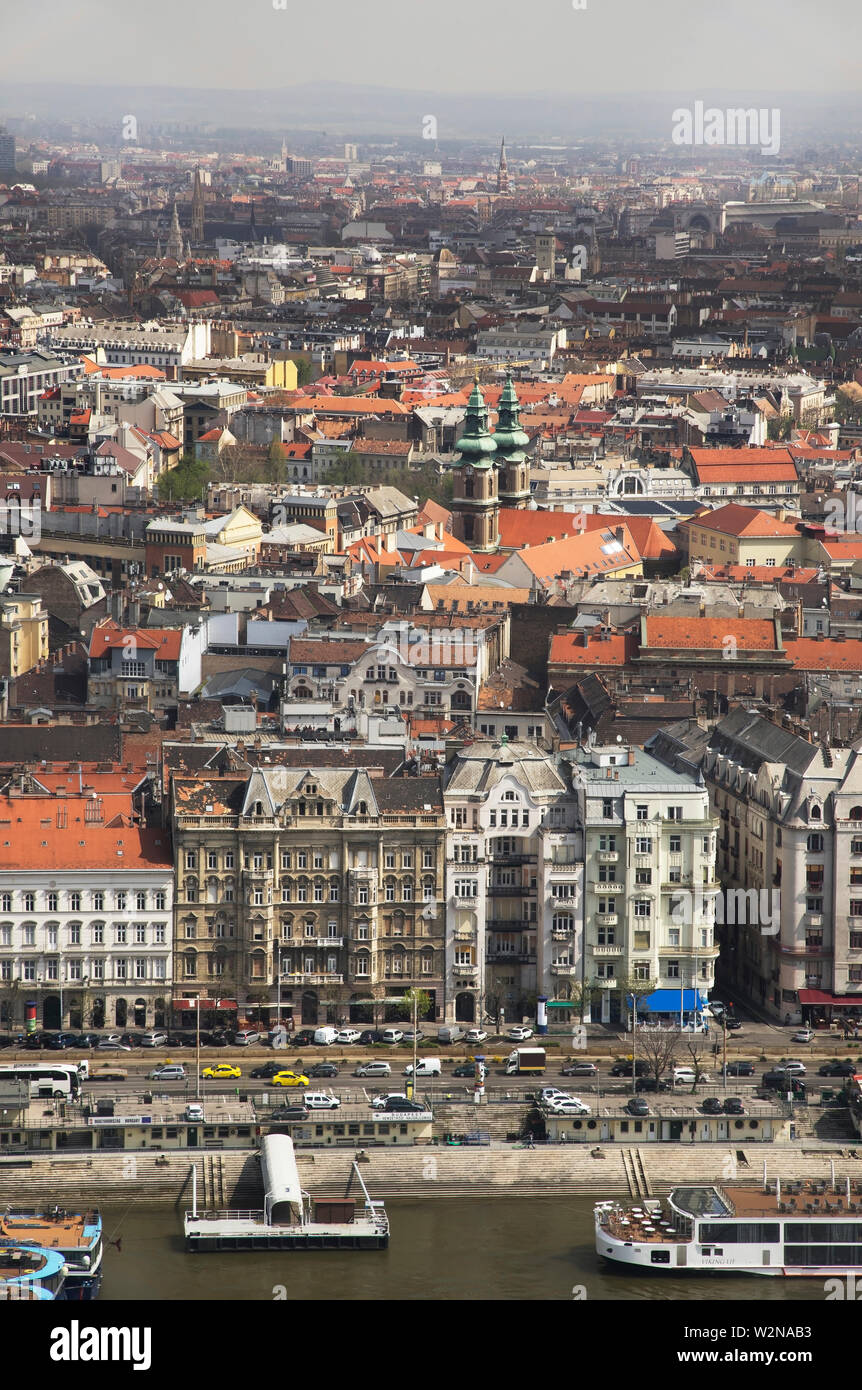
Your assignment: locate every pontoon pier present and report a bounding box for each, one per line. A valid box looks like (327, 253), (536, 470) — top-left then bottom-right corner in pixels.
(183, 1134), (389, 1251)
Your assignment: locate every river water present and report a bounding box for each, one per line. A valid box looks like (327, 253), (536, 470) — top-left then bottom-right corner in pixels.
(99, 1200), (830, 1302)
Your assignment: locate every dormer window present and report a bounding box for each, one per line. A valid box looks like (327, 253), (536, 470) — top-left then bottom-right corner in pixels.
(810, 804), (822, 821)
(255, 801), (263, 816)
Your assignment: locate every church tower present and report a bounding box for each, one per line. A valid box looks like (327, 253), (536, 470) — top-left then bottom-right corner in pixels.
(191, 167), (205, 245)
(166, 202), (183, 261)
(494, 374), (531, 509)
(496, 137), (509, 195)
(451, 379), (499, 553)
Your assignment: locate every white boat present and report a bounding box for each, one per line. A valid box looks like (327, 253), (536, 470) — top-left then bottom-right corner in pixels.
(595, 1172), (862, 1276)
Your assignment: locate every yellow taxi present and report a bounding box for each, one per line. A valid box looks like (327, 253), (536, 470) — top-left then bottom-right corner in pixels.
(201, 1063), (241, 1080)
(270, 1070), (309, 1087)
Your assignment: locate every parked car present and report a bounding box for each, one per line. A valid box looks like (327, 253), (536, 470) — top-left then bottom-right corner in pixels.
(291, 1030), (316, 1047)
(141, 1030), (169, 1048)
(537, 1087), (575, 1106)
(561, 1061), (598, 1077)
(119, 1033), (144, 1048)
(355, 1061), (391, 1078)
(791, 1029), (815, 1044)
(723, 1097), (745, 1114)
(96, 1039), (131, 1052)
(232, 1029), (260, 1047)
(44, 1032), (76, 1050)
(724, 1018), (743, 1032)
(358, 1030), (385, 1045)
(149, 1064), (186, 1081)
(303, 1092), (341, 1110)
(270, 1105), (309, 1121)
(184, 1104), (204, 1122)
(71, 1032), (100, 1049)
(270, 1071), (309, 1087)
(818, 1060), (857, 1077)
(702, 1096), (724, 1114)
(625, 1097), (650, 1116)
(334, 1029), (362, 1045)
(372, 1092), (409, 1109)
(776, 1059), (807, 1075)
(507, 1026), (534, 1042)
(166, 1032), (188, 1048)
(548, 1097), (591, 1115)
(635, 1076), (669, 1093)
(251, 1062), (285, 1079)
(381, 1098), (426, 1113)
(463, 1029), (488, 1044)
(307, 1062), (339, 1079)
(610, 1058), (649, 1077)
(201, 1063), (241, 1080)
(381, 1028), (404, 1045)
(722, 1061), (755, 1077)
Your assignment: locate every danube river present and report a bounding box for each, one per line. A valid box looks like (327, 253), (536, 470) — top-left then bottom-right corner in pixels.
(99, 1199), (830, 1301)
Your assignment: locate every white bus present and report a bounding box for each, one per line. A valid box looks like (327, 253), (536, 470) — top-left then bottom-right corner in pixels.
(0, 1063), (84, 1099)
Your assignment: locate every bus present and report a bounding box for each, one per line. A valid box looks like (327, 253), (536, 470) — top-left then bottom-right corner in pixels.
(0, 1064), (84, 1099)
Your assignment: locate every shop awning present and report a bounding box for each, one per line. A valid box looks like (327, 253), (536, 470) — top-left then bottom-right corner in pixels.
(798, 989), (862, 1008)
(632, 989), (705, 1013)
(172, 998), (238, 1011)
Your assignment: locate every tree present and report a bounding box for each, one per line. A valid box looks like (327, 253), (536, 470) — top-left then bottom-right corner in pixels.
(618, 971), (658, 1093)
(683, 1035), (710, 1089)
(327, 449), (364, 486)
(400, 988), (433, 1021)
(636, 1027), (683, 1090)
(266, 439), (287, 485)
(158, 453), (210, 502)
(295, 356), (314, 387)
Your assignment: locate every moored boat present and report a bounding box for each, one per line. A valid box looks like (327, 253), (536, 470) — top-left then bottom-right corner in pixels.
(0, 1207), (102, 1299)
(595, 1172), (862, 1276)
(0, 1244), (67, 1300)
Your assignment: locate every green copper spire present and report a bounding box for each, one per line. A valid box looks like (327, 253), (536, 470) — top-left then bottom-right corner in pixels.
(454, 379), (498, 468)
(492, 374), (530, 462)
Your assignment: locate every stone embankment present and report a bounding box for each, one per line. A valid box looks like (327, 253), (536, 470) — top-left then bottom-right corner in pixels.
(2, 1143), (860, 1206)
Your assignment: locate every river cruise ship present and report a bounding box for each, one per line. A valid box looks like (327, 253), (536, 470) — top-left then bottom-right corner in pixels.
(0, 1207), (102, 1299)
(595, 1173), (862, 1276)
(0, 1244), (68, 1300)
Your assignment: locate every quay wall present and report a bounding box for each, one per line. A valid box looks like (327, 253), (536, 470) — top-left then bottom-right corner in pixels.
(1, 1144), (859, 1206)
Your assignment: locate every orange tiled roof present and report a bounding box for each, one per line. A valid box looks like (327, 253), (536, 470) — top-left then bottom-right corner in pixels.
(784, 637), (862, 670)
(643, 616), (779, 650)
(548, 631), (637, 666)
(89, 623), (182, 660)
(685, 503), (801, 538)
(0, 797), (171, 871)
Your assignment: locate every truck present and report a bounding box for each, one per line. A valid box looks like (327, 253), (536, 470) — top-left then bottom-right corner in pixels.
(505, 1047), (546, 1076)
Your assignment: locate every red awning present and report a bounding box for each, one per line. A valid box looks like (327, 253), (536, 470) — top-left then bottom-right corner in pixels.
(798, 989), (862, 1007)
(172, 998), (239, 1010)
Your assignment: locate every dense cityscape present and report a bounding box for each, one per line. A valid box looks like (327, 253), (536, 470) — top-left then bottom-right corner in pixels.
(1, 0), (862, 1331)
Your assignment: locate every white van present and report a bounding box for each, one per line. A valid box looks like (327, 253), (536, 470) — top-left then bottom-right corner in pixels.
(313, 1026), (339, 1047)
(437, 1026), (464, 1044)
(403, 1057), (442, 1077)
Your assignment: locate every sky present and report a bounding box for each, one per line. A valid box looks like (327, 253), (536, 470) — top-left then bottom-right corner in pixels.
(0, 0), (860, 95)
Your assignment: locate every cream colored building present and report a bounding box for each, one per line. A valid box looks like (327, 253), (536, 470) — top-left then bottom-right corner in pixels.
(0, 593), (49, 678)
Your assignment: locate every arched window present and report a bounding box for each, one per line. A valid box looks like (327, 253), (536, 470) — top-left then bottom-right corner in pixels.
(851, 806), (862, 821)
(810, 804), (822, 821)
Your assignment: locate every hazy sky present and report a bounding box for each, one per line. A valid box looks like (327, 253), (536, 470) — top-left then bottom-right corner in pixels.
(0, 0), (860, 94)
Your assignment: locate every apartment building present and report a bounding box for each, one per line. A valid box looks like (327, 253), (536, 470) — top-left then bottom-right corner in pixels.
(659, 709), (862, 1023)
(0, 594), (49, 679)
(88, 621), (205, 711)
(442, 739), (583, 1026)
(170, 767), (446, 1026)
(0, 783), (173, 1032)
(568, 741), (719, 1026)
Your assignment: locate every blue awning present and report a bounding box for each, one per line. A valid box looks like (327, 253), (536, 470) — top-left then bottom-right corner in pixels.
(630, 989), (704, 1013)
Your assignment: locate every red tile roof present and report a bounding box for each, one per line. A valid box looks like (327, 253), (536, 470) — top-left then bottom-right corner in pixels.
(643, 616), (779, 650)
(89, 623), (182, 660)
(784, 637), (862, 670)
(685, 504), (801, 538)
(548, 631), (638, 666)
(0, 798), (171, 871)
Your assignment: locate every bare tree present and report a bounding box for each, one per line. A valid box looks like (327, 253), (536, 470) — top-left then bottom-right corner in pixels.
(636, 1028), (683, 1090)
(684, 1035), (710, 1089)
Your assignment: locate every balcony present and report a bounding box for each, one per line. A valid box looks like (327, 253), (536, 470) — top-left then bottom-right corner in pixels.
(490, 853), (537, 866)
(591, 944), (624, 958)
(296, 972), (343, 986)
(453, 928), (476, 943)
(282, 936), (344, 950)
(550, 962), (577, 977)
(591, 880), (623, 894)
(488, 884), (535, 897)
(806, 914), (822, 928)
(486, 951), (532, 964)
(487, 918), (535, 931)
(452, 962), (479, 978)
(595, 913), (618, 927)
(552, 927), (574, 940)
(596, 851), (619, 865)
